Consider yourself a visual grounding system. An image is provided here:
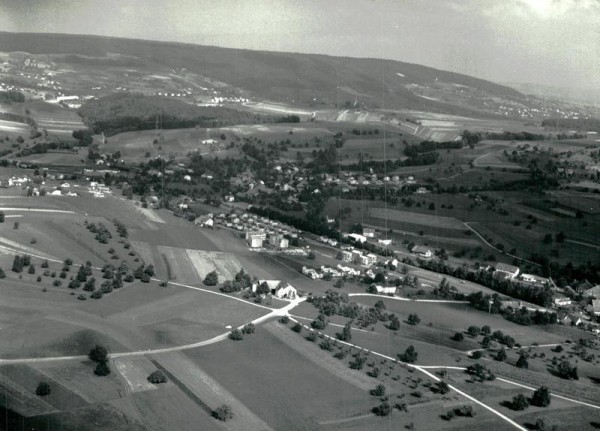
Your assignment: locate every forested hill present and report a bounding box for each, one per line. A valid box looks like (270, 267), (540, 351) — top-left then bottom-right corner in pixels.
(78, 94), (268, 136)
(0, 32), (524, 115)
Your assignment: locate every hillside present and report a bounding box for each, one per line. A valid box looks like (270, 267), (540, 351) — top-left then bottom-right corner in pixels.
(0, 32), (525, 117)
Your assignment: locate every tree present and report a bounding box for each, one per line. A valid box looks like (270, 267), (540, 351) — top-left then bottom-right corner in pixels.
(511, 393), (529, 411)
(399, 345), (418, 363)
(495, 348), (507, 361)
(543, 233), (553, 244)
(388, 316), (400, 331)
(12, 255), (23, 273)
(27, 264), (36, 274)
(452, 332), (464, 342)
(534, 418), (546, 431)
(531, 386), (551, 407)
(481, 325), (491, 335)
(203, 270), (218, 286)
(436, 381), (450, 395)
(307, 251), (316, 260)
(35, 381), (51, 396)
(0, 268), (5, 279)
(556, 232), (566, 243)
(144, 264), (155, 277)
(212, 405), (233, 421)
(0, 211), (4, 223)
(256, 281), (270, 296)
(94, 361), (111, 376)
(407, 313), (421, 325)
(13, 221), (19, 229)
(516, 354), (529, 369)
(556, 360), (578, 380)
(147, 370), (167, 384)
(291, 323), (303, 333)
(467, 326), (481, 337)
(88, 345), (108, 363)
(336, 322), (352, 342)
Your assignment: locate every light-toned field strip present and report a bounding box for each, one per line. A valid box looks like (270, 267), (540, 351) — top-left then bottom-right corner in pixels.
(0, 207), (75, 213)
(369, 207), (464, 229)
(348, 292), (469, 304)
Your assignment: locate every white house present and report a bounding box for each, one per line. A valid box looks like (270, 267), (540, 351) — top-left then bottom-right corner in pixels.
(275, 283), (297, 299)
(363, 228), (376, 238)
(495, 263), (520, 280)
(378, 238), (392, 246)
(554, 295), (572, 307)
(194, 215), (213, 228)
(341, 250), (353, 262)
(246, 231), (266, 248)
(269, 234), (289, 249)
(302, 266), (322, 279)
(374, 285), (396, 294)
(348, 233), (367, 243)
(411, 245), (433, 258)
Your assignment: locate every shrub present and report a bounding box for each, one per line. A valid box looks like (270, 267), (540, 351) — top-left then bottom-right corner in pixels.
(291, 323), (303, 333)
(212, 405), (233, 421)
(229, 329), (243, 341)
(306, 332), (317, 342)
(35, 381), (51, 396)
(436, 381), (450, 395)
(372, 402), (391, 416)
(91, 290), (103, 299)
(242, 323), (255, 334)
(147, 370), (167, 384)
(279, 315), (290, 324)
(370, 384), (386, 397)
(407, 313), (421, 325)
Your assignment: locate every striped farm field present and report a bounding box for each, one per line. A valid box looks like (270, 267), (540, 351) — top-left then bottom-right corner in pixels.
(369, 207), (464, 229)
(186, 249), (243, 281)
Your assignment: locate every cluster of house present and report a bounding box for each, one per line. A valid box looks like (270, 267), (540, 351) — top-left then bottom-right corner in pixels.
(88, 182), (111, 198)
(0, 176), (30, 188)
(193, 211), (298, 249)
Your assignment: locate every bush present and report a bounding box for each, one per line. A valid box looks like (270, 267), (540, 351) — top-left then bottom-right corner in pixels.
(229, 329), (243, 341)
(203, 270), (218, 286)
(94, 361), (110, 376)
(147, 370), (167, 384)
(407, 313), (421, 325)
(279, 315), (290, 324)
(531, 386), (551, 407)
(212, 404), (233, 421)
(370, 384), (386, 397)
(436, 381), (450, 395)
(91, 290), (103, 299)
(291, 323), (303, 333)
(306, 332), (317, 342)
(511, 393), (529, 411)
(242, 323), (255, 334)
(372, 402), (391, 416)
(35, 381), (51, 396)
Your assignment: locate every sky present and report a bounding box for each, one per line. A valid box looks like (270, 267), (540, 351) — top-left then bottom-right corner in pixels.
(0, 0), (599, 88)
